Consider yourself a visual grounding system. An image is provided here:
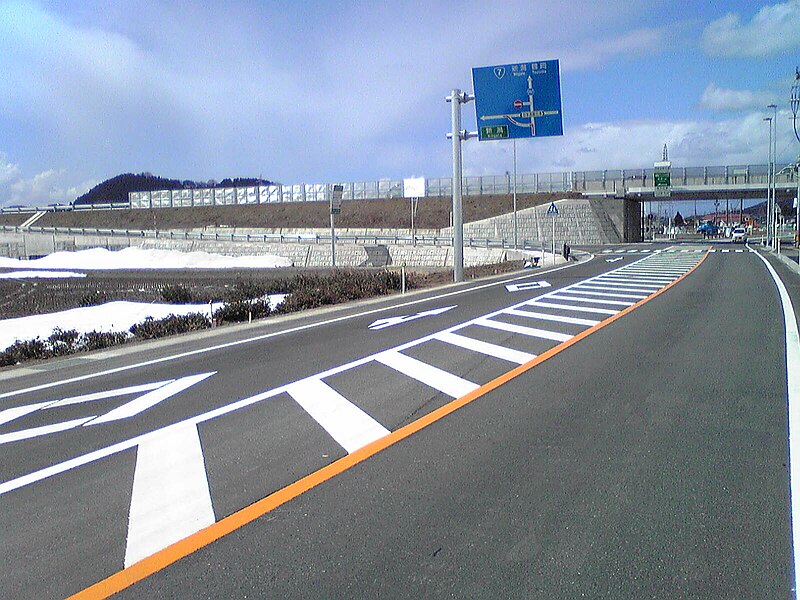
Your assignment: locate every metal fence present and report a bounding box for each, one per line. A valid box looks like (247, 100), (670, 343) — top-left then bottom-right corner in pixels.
(1, 163), (795, 214)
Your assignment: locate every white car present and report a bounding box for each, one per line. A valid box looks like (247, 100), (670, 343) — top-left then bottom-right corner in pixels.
(731, 227), (748, 243)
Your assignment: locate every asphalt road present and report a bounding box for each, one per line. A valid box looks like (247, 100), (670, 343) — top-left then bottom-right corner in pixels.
(1, 244), (799, 599)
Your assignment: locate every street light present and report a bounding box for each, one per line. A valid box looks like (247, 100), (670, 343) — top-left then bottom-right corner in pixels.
(769, 104), (778, 249)
(765, 115), (773, 246)
(791, 67), (800, 247)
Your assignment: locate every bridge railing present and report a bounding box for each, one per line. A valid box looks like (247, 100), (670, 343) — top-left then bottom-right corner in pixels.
(1, 163), (794, 214)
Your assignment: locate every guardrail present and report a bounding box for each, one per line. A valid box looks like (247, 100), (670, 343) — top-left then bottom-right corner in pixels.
(0, 225), (548, 252)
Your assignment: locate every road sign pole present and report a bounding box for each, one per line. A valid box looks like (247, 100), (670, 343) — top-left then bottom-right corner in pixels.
(552, 213), (556, 266)
(330, 211), (336, 268)
(451, 89), (464, 282)
(513, 138), (518, 249)
(447, 89), (476, 283)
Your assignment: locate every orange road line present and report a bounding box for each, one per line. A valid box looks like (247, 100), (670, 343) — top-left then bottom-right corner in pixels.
(69, 253), (707, 599)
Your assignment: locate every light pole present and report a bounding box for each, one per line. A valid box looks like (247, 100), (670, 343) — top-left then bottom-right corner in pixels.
(765, 115), (774, 246)
(769, 104), (778, 249)
(791, 67), (800, 247)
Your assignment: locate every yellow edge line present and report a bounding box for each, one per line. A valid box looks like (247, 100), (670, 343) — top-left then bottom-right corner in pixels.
(69, 252), (708, 599)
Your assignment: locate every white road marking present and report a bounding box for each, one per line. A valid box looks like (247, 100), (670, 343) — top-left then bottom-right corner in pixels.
(368, 305), (457, 330)
(434, 331), (535, 364)
(124, 423), (215, 567)
(474, 317), (573, 342)
(87, 373), (216, 426)
(575, 284), (651, 295)
(504, 308), (600, 327)
(505, 281), (552, 292)
(52, 380), (173, 409)
(750, 247), (800, 599)
(0, 401), (52, 426)
(565, 289), (649, 300)
(546, 295), (635, 307)
(528, 301), (619, 315)
(286, 378), (389, 453)
(0, 417), (96, 445)
(376, 351), (479, 398)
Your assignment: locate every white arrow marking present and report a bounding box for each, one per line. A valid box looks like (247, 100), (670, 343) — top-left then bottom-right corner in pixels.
(368, 305), (457, 330)
(0, 373), (215, 444)
(505, 281), (552, 292)
(606, 257), (624, 263)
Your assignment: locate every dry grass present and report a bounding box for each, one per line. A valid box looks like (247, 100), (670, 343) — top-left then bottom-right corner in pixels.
(28, 191), (579, 230)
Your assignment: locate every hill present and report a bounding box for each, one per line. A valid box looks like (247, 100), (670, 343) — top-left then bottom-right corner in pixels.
(73, 173), (275, 206)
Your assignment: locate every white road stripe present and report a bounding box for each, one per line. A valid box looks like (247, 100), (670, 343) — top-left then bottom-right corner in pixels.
(751, 247), (800, 599)
(376, 351), (479, 398)
(434, 331), (536, 364)
(566, 289), (648, 300)
(286, 377), (389, 453)
(528, 301), (619, 315)
(52, 380), (173, 409)
(504, 308), (600, 326)
(547, 295), (635, 307)
(588, 279), (662, 288)
(87, 373), (215, 426)
(475, 317), (573, 342)
(592, 279), (663, 289)
(576, 284), (652, 295)
(0, 401), (52, 426)
(0, 416), (95, 445)
(124, 423), (215, 567)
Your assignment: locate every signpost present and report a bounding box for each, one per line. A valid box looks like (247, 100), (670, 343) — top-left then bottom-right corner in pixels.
(330, 184), (344, 267)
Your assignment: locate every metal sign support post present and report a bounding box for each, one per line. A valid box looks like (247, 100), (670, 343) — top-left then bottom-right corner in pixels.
(513, 139), (518, 249)
(447, 89), (476, 283)
(551, 213), (556, 265)
(329, 184), (343, 268)
(330, 211), (336, 267)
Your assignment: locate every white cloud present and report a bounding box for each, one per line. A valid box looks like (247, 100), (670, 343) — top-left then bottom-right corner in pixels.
(699, 83), (778, 112)
(0, 153), (21, 185)
(702, 1), (800, 57)
(462, 111), (795, 176)
(0, 164), (96, 206)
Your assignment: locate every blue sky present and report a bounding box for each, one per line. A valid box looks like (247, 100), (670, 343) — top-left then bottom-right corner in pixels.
(0, 0), (798, 205)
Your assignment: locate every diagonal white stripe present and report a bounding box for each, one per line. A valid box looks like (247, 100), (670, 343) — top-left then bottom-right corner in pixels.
(376, 351), (479, 398)
(287, 378), (389, 453)
(124, 423), (215, 567)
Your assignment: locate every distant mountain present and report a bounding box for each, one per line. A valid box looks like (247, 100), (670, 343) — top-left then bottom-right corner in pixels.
(73, 173), (275, 205)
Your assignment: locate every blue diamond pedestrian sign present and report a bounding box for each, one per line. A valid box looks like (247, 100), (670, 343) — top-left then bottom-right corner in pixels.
(546, 202), (559, 216)
(472, 59), (563, 141)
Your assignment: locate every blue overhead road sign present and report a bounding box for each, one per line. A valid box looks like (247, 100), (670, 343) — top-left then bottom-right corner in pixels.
(472, 60), (563, 141)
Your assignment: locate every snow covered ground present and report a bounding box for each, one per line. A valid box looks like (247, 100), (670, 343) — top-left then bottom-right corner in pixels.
(0, 247), (291, 270)
(0, 247), (291, 350)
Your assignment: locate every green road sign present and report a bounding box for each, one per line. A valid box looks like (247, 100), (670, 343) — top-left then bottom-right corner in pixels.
(654, 171), (671, 187)
(479, 124), (509, 139)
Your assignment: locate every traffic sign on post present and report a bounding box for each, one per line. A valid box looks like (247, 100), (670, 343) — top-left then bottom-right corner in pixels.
(472, 60), (563, 141)
(546, 202), (559, 216)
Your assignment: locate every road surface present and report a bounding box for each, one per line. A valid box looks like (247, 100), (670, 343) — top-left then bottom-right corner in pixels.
(1, 244), (798, 599)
